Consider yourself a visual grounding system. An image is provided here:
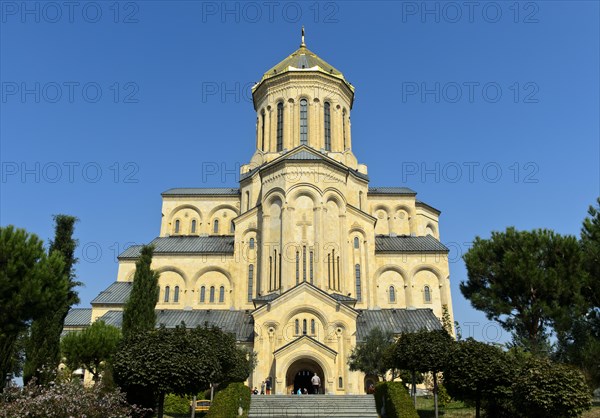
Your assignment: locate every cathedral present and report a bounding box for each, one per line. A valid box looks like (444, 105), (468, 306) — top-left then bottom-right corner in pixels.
(66, 31), (454, 395)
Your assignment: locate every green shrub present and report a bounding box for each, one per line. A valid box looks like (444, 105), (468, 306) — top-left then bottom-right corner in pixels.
(164, 393), (191, 415)
(205, 382), (251, 418)
(374, 382), (419, 418)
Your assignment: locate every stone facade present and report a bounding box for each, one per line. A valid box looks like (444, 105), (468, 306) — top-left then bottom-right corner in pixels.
(80, 35), (454, 395)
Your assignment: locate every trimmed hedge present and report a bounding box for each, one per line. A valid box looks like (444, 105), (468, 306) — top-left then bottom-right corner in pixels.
(164, 393), (191, 415)
(374, 382), (419, 418)
(205, 382), (251, 418)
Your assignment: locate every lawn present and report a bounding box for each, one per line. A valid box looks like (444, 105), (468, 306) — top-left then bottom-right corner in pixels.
(415, 397), (600, 418)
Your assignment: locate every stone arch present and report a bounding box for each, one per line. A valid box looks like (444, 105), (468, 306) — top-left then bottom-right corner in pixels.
(280, 352), (333, 384)
(373, 265), (411, 307)
(323, 188), (347, 208)
(282, 305), (329, 335)
(425, 222), (438, 238)
(192, 266), (233, 289)
(263, 188), (285, 207)
(207, 204), (239, 220)
(155, 267), (187, 305)
(373, 204), (391, 235)
(287, 184), (321, 206)
(282, 355), (330, 395)
(166, 204), (202, 224)
(411, 266), (444, 310)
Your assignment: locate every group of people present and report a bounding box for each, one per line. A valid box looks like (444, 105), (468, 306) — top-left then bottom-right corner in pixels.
(251, 373), (322, 395)
(252, 376), (272, 395)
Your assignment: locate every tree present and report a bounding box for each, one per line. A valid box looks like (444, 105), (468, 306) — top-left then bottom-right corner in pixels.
(0, 226), (69, 387)
(555, 198), (600, 387)
(348, 327), (394, 381)
(61, 321), (121, 383)
(512, 356), (592, 418)
(443, 339), (513, 418)
(113, 325), (235, 418)
(25, 214), (80, 385)
(390, 329), (453, 418)
(462, 227), (586, 354)
(121, 245), (160, 340)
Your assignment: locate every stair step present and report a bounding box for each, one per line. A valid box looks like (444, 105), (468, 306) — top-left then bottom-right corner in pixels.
(248, 395), (378, 418)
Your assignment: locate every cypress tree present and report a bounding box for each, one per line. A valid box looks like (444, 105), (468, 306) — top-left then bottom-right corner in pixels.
(24, 215), (80, 384)
(121, 245), (160, 340)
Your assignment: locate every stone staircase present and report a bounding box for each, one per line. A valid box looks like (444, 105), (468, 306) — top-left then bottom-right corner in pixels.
(248, 394), (378, 418)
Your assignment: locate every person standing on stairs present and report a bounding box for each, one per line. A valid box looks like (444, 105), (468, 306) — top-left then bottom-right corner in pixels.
(311, 373), (321, 394)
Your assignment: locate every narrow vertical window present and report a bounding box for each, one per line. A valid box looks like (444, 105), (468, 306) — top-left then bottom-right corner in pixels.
(302, 246), (307, 282)
(302, 319), (307, 335)
(200, 286), (205, 303)
(424, 285), (431, 303)
(213, 219), (219, 234)
(337, 256), (340, 291)
(309, 251), (314, 284)
(295, 319), (299, 335)
(296, 251), (300, 285)
(219, 286), (225, 303)
(327, 254), (332, 289)
(331, 249), (336, 288)
(389, 286), (396, 303)
(209, 286), (215, 303)
(354, 237), (360, 249)
(355, 264), (362, 302)
(249, 238), (255, 249)
(164, 286), (170, 303)
(324, 101), (331, 150)
(276, 102), (283, 151)
(261, 110), (266, 150)
(174, 220), (180, 234)
(342, 108), (347, 149)
(245, 191), (250, 211)
(338, 377), (343, 388)
(300, 99), (308, 145)
(174, 286), (179, 303)
(248, 265), (254, 302)
(311, 319), (315, 334)
(359, 191), (363, 210)
(191, 219), (196, 234)
(230, 220), (235, 233)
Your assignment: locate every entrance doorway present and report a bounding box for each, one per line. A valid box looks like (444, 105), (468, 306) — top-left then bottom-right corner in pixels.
(285, 358), (325, 395)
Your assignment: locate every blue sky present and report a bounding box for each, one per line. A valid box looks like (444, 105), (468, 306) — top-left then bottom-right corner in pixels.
(1, 1), (598, 345)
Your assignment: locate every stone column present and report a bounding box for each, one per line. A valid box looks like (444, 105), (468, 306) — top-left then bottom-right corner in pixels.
(313, 205), (324, 288)
(260, 213), (270, 295)
(338, 213), (347, 292)
(311, 99), (321, 149)
(281, 205), (295, 290)
(286, 99), (294, 150)
(264, 107), (271, 152)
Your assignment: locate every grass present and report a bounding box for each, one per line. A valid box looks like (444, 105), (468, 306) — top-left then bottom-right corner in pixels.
(414, 397), (600, 418)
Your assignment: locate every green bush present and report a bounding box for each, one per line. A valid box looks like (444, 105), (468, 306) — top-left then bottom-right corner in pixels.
(374, 382), (419, 418)
(205, 382), (251, 418)
(164, 393), (191, 415)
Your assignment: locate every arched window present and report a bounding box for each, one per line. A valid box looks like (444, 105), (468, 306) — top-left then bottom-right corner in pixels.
(354, 237), (360, 249)
(276, 102), (283, 151)
(219, 286), (225, 303)
(302, 319), (307, 335)
(249, 238), (255, 249)
(355, 264), (362, 302)
(209, 286), (215, 303)
(338, 377), (343, 388)
(247, 265), (254, 302)
(424, 285), (431, 303)
(191, 219), (196, 234)
(230, 220), (235, 233)
(261, 110), (265, 150)
(324, 101), (331, 150)
(295, 319), (299, 335)
(174, 220), (180, 234)
(310, 319), (315, 335)
(200, 286), (205, 303)
(164, 286), (170, 302)
(342, 108), (347, 149)
(213, 219), (219, 234)
(300, 99), (308, 145)
(389, 286), (396, 303)
(174, 286), (179, 303)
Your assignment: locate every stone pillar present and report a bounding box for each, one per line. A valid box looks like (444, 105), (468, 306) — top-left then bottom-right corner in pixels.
(311, 99), (321, 150)
(338, 213), (347, 293)
(313, 205), (324, 288)
(260, 213), (270, 295)
(264, 107), (271, 152)
(286, 99), (294, 150)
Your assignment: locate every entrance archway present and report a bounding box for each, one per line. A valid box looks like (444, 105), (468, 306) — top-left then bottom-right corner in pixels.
(285, 358), (325, 395)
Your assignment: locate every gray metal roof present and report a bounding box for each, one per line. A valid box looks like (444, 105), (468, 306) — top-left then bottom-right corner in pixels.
(118, 236), (235, 258)
(369, 187), (417, 195)
(375, 235), (449, 253)
(91, 282), (132, 305)
(356, 308), (442, 341)
(330, 293), (357, 302)
(99, 309), (254, 342)
(63, 308), (92, 326)
(416, 200), (441, 214)
(161, 188), (240, 196)
(253, 293), (280, 303)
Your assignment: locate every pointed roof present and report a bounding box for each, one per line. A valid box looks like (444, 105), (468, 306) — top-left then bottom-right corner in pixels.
(253, 29), (353, 93)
